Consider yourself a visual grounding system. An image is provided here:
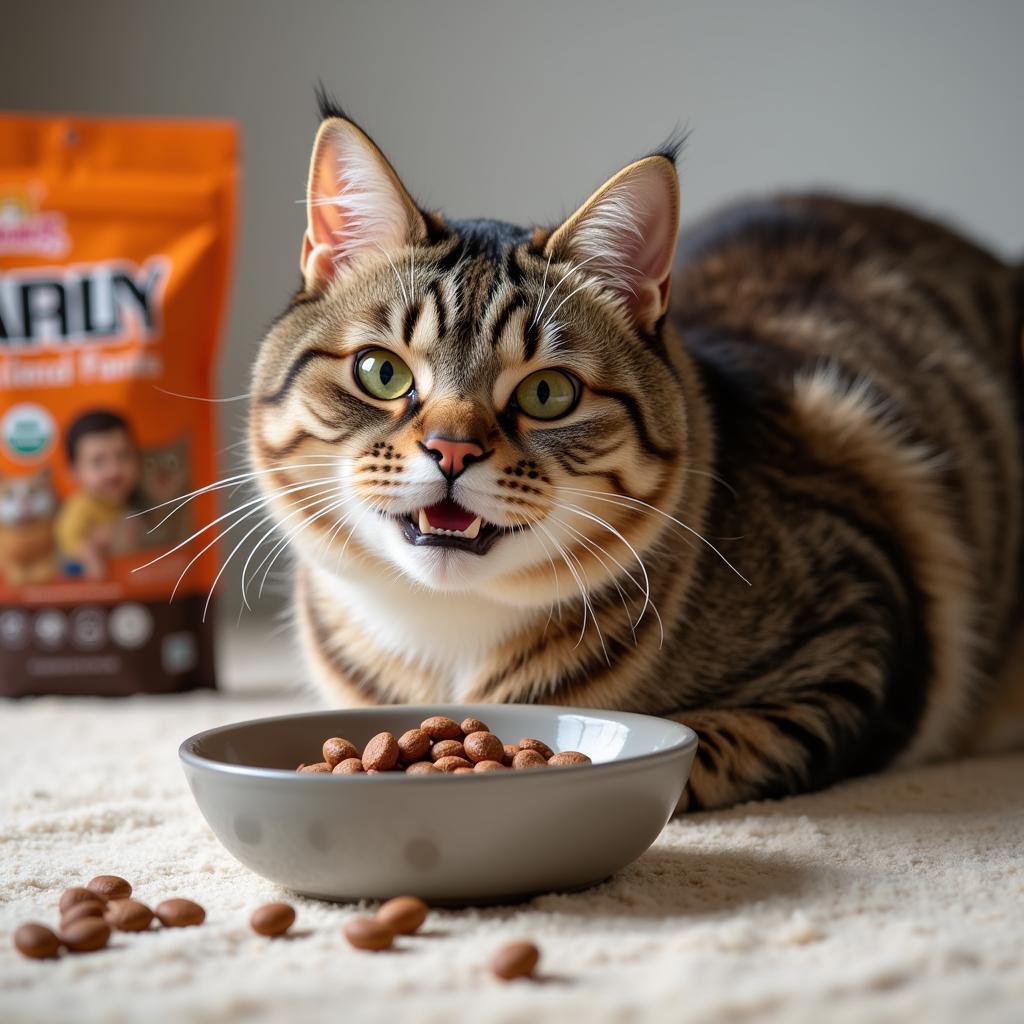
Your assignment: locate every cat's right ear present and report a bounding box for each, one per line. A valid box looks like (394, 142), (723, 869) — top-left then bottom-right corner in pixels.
(301, 117), (427, 294)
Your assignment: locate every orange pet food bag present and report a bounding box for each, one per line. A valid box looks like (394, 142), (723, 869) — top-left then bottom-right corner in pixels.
(0, 114), (238, 695)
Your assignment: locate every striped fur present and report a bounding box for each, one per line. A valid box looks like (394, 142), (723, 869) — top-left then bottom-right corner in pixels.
(249, 113), (1023, 809)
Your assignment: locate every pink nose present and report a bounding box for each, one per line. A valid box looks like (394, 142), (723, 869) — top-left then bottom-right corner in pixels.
(422, 435), (485, 479)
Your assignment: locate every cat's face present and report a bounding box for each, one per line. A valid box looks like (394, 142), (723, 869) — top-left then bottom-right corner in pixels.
(0, 468), (55, 525)
(139, 436), (189, 506)
(249, 112), (687, 607)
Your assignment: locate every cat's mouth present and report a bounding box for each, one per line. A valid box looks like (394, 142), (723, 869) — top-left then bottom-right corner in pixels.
(401, 498), (507, 555)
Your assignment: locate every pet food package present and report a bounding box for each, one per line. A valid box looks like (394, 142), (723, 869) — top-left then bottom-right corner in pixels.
(0, 114), (238, 695)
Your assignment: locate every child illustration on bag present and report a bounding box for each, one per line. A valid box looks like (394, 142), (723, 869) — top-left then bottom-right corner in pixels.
(56, 410), (143, 579)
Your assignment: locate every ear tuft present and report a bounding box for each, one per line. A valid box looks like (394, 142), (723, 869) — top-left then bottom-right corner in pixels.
(545, 155), (681, 333)
(314, 83), (349, 124)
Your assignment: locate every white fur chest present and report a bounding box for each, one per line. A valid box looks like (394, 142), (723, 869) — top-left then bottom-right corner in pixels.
(310, 563), (534, 701)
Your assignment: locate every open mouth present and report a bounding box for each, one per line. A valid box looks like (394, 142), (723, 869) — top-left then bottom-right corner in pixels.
(402, 498), (507, 555)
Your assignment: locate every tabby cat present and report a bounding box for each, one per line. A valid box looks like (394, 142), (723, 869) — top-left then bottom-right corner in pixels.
(248, 98), (1023, 809)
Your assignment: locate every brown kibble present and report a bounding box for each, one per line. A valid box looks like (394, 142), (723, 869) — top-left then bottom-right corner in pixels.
(322, 737), (359, 767)
(512, 749), (548, 770)
(519, 737), (554, 759)
(548, 750), (592, 767)
(60, 886), (105, 913)
(420, 715), (461, 741)
(376, 896), (428, 935)
(502, 743), (519, 767)
(405, 761), (440, 775)
(250, 902), (296, 937)
(434, 755), (473, 773)
(61, 917), (111, 953)
(343, 916), (394, 951)
(491, 940), (541, 981)
(60, 901), (107, 927)
(397, 728), (431, 763)
(460, 717), (490, 735)
(453, 767), (475, 774)
(474, 759), (507, 772)
(155, 898), (205, 928)
(104, 899), (154, 932)
(362, 732), (400, 772)
(463, 731), (504, 764)
(298, 762), (332, 774)
(332, 758), (364, 775)
(13, 923), (60, 960)
(430, 739), (465, 761)
(87, 875), (132, 901)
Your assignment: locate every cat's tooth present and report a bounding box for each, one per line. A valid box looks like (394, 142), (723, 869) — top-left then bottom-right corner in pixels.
(463, 516), (482, 540)
(418, 509), (432, 534)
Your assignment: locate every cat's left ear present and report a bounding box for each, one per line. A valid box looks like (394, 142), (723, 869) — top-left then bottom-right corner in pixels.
(302, 117), (428, 293)
(544, 155), (680, 333)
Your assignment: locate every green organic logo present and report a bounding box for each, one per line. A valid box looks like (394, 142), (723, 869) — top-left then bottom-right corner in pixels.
(2, 403), (55, 461)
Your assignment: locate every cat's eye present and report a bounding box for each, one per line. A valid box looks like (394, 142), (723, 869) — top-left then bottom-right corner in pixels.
(513, 368), (580, 421)
(354, 348), (414, 401)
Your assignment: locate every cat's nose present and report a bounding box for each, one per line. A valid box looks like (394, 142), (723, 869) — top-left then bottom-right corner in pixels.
(420, 435), (486, 480)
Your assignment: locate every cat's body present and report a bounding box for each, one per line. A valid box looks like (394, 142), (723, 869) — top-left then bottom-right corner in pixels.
(0, 469), (58, 585)
(250, 103), (1022, 809)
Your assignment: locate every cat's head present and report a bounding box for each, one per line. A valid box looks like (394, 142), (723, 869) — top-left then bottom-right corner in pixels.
(139, 435), (189, 506)
(249, 101), (693, 607)
(0, 467), (56, 525)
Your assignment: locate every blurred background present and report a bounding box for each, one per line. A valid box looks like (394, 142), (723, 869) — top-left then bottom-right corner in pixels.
(3, 0), (1022, 679)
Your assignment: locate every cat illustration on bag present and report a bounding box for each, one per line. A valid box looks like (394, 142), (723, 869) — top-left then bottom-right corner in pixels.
(0, 467), (59, 586)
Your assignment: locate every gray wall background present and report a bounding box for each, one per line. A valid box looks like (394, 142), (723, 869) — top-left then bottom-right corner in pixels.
(3, 0), (1023, 623)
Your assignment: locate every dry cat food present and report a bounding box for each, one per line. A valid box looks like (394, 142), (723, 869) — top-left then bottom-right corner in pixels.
(491, 940), (541, 981)
(155, 898), (206, 928)
(297, 715), (592, 776)
(0, 113), (237, 697)
(13, 923), (60, 960)
(342, 895), (430, 951)
(250, 902), (296, 937)
(12, 872), (210, 960)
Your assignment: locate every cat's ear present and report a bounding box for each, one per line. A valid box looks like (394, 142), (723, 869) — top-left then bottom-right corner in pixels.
(302, 117), (427, 293)
(544, 155), (680, 333)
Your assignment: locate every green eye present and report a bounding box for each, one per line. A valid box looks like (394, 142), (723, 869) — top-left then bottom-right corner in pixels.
(514, 369), (579, 420)
(355, 348), (414, 400)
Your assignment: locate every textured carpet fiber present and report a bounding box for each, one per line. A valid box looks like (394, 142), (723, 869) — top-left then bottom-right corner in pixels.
(1, 693), (1022, 1024)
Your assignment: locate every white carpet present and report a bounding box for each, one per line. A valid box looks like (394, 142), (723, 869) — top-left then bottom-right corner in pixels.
(1, 692), (1023, 1024)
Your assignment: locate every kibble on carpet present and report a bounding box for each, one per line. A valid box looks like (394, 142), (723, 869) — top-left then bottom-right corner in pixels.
(1, 693), (1022, 1024)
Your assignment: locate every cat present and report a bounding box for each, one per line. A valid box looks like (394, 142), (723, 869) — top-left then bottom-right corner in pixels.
(0, 467), (58, 586)
(246, 96), (1023, 809)
(136, 435), (192, 549)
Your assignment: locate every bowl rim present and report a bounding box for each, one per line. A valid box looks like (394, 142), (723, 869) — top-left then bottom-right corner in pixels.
(179, 703), (699, 783)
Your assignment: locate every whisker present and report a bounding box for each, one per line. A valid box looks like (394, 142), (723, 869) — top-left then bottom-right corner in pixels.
(130, 462), (339, 524)
(532, 252), (606, 326)
(238, 486), (352, 609)
(530, 249), (555, 327)
(133, 475), (339, 575)
(254, 491), (356, 603)
(549, 498), (654, 626)
(546, 510), (664, 647)
(560, 487), (752, 586)
(533, 517), (608, 662)
(375, 242), (408, 304)
(153, 386), (251, 404)
(171, 482), (348, 608)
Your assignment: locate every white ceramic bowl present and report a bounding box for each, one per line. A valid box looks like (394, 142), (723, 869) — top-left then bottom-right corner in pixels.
(179, 704), (697, 904)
